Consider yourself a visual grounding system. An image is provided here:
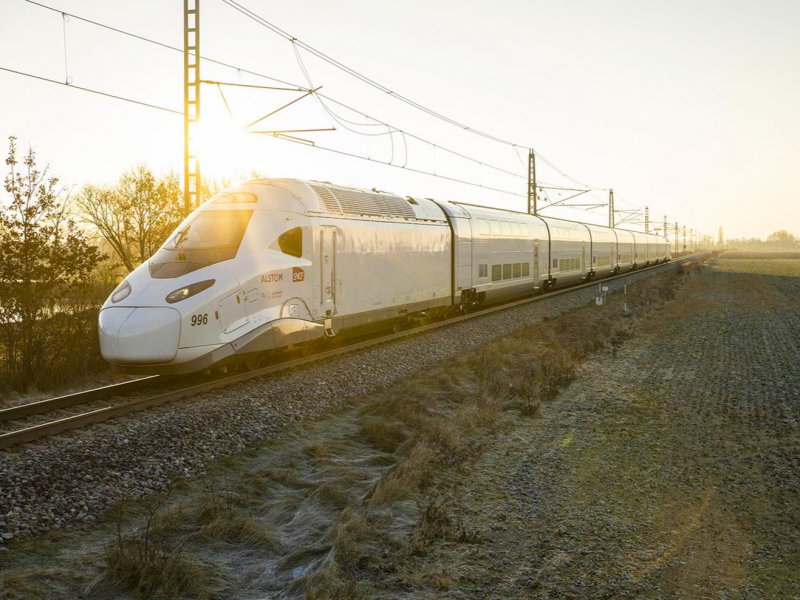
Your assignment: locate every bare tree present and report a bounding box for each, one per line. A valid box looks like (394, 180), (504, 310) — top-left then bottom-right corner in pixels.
(79, 166), (185, 272)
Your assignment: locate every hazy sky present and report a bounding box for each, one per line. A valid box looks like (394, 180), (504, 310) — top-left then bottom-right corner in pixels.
(1, 0), (798, 239)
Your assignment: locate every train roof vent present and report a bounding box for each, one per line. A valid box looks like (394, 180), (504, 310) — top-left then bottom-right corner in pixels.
(310, 184), (416, 219)
(309, 184), (342, 213)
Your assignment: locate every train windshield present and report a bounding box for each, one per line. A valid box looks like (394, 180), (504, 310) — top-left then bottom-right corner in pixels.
(149, 210), (253, 279)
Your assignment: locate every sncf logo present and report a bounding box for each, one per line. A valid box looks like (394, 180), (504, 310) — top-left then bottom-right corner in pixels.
(292, 267), (305, 282)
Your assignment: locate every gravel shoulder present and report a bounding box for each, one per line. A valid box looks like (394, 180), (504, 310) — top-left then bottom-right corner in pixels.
(374, 259), (800, 598)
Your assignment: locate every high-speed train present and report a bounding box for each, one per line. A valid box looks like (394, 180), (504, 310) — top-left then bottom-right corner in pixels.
(98, 179), (669, 374)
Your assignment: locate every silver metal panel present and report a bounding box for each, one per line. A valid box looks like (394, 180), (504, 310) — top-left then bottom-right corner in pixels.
(219, 290), (248, 334)
(100, 307), (181, 364)
(312, 217), (451, 318)
(632, 231), (650, 264)
(616, 229), (636, 269)
(454, 204), (547, 292)
(585, 223), (617, 275)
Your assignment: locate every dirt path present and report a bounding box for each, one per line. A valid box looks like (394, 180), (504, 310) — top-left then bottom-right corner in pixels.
(375, 262), (800, 599)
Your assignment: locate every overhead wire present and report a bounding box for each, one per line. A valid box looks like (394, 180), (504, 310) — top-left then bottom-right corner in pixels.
(260, 133), (525, 198)
(0, 66), (182, 115)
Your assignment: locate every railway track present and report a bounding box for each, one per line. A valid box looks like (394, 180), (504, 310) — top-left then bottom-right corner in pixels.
(0, 256), (705, 451)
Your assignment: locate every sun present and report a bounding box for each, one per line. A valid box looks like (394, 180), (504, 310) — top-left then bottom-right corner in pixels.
(194, 116), (261, 179)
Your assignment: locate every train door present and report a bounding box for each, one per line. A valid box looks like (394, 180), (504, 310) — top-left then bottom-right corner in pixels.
(581, 241), (587, 277)
(533, 239), (540, 290)
(218, 289), (248, 334)
(454, 218), (472, 293)
(320, 226), (336, 317)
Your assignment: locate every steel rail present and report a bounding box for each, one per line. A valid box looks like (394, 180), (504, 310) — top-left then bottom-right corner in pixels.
(0, 256), (706, 450)
(0, 376), (160, 423)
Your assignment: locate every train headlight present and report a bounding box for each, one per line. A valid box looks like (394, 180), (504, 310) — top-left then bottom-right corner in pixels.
(165, 279), (215, 304)
(110, 280), (131, 303)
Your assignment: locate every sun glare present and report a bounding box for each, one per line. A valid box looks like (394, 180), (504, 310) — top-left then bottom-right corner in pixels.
(194, 118), (257, 179)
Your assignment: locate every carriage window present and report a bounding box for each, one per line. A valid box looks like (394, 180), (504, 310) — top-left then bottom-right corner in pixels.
(501, 222), (512, 236)
(490, 221), (502, 236)
(513, 263), (521, 278)
(558, 258), (580, 271)
(503, 264), (512, 279)
(522, 263), (530, 276)
(477, 220), (490, 235)
(479, 263), (488, 278)
(492, 265), (502, 281)
(278, 227), (303, 258)
(552, 258), (558, 269)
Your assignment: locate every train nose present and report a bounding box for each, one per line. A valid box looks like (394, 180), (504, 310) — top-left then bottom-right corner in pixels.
(99, 307), (181, 364)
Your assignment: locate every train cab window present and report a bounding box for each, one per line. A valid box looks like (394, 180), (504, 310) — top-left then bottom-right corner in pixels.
(278, 227), (303, 258)
(479, 264), (488, 278)
(503, 264), (512, 279)
(150, 210), (253, 279)
(491, 265), (502, 281)
(513, 263), (521, 278)
(522, 263), (530, 276)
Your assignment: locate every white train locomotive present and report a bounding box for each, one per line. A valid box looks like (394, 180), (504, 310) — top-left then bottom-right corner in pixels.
(99, 179), (669, 374)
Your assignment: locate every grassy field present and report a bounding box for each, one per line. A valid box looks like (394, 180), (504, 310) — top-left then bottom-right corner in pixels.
(713, 257), (800, 277)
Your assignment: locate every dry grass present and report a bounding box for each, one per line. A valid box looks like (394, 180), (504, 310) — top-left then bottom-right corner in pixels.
(398, 565), (457, 591)
(305, 570), (371, 600)
(95, 480), (283, 597)
(368, 440), (438, 506)
(199, 509), (279, 549)
(0, 572), (49, 600)
(331, 507), (375, 575)
(357, 416), (410, 453)
(96, 499), (211, 599)
(309, 481), (351, 509)
(103, 539), (208, 599)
